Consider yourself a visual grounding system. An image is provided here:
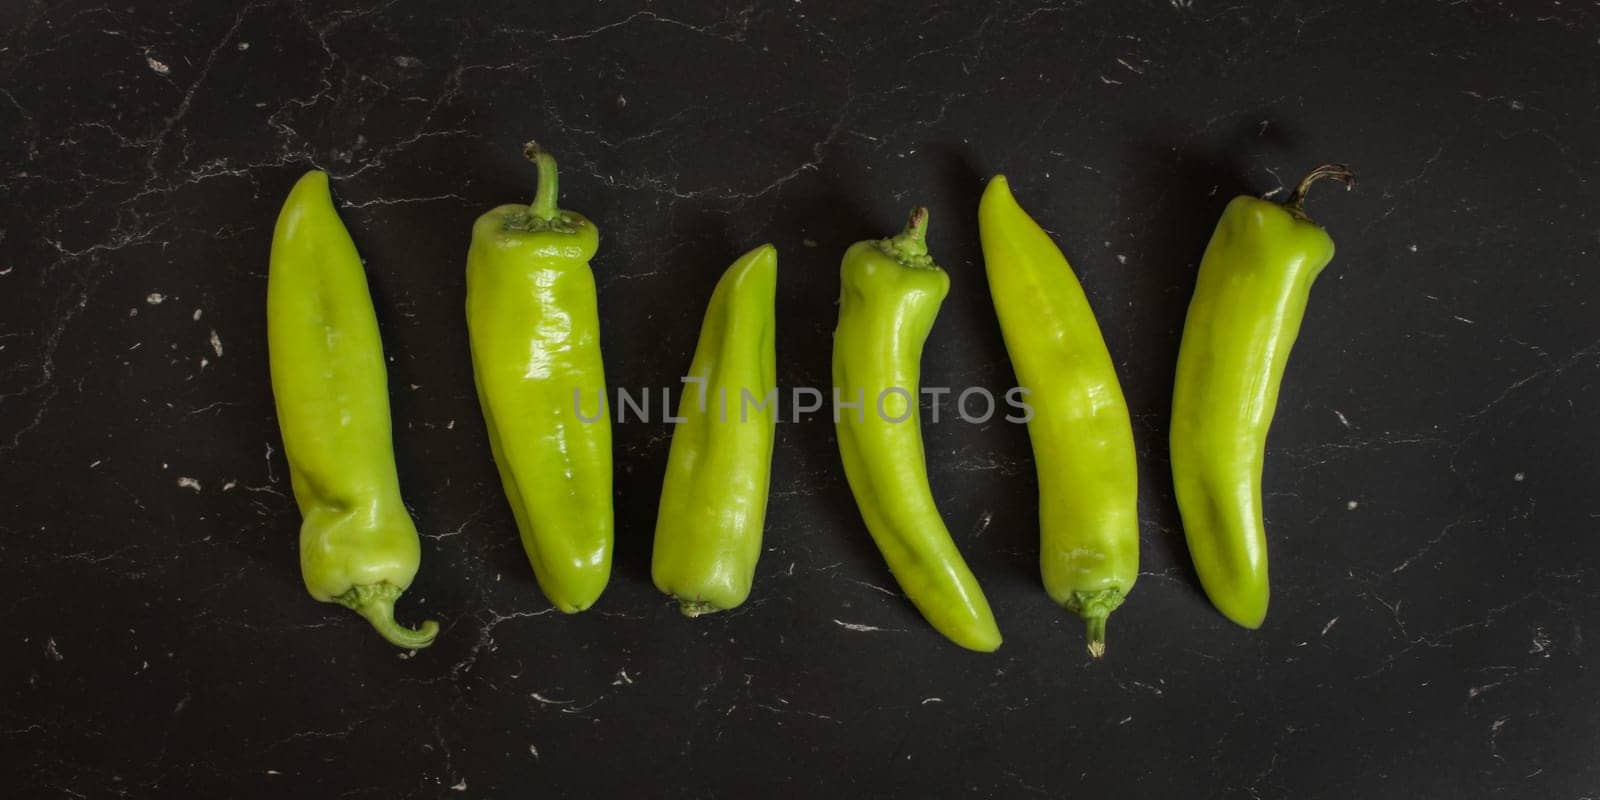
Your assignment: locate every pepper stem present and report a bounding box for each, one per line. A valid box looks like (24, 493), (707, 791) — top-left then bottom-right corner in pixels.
(1084, 614), (1109, 658)
(1283, 163), (1356, 221)
(337, 583), (439, 649)
(524, 141), (560, 222)
(1065, 588), (1125, 659)
(878, 206), (934, 268)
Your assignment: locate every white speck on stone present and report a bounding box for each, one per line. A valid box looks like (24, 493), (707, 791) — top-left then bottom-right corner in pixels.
(193, 308), (203, 321)
(528, 744), (540, 760)
(1115, 254), (1128, 264)
(1322, 617), (1339, 635)
(1513, 472), (1525, 482)
(1334, 409), (1351, 428)
(178, 477), (202, 492)
(0, 266), (13, 276)
(450, 780), (467, 792)
(222, 480), (237, 491)
(146, 56), (170, 75)
(209, 330), (223, 357)
(1408, 243), (1418, 252)
(1346, 500), (1359, 510)
(199, 357), (209, 369)
(921, 697), (942, 704)
(265, 770), (280, 776)
(237, 42), (250, 51)
(146, 292), (164, 305)
(1119, 715), (1134, 725)
(45, 637), (65, 660)
(446, 419), (455, 430)
(832, 619), (885, 633)
(89, 460), (102, 468)
(129, 308), (139, 317)
(612, 669), (634, 686)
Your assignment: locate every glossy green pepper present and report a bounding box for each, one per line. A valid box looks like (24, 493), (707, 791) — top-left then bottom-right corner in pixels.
(652, 244), (779, 615)
(978, 176), (1139, 657)
(833, 208), (1002, 652)
(466, 144), (613, 613)
(1170, 164), (1355, 629)
(268, 170), (439, 649)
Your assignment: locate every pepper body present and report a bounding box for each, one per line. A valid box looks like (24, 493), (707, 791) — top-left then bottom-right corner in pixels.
(652, 245), (779, 615)
(978, 176), (1139, 656)
(1170, 165), (1352, 629)
(833, 209), (1002, 652)
(268, 170), (438, 649)
(466, 146), (612, 613)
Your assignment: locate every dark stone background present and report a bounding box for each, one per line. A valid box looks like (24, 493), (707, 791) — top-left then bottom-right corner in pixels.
(2, 1), (1596, 797)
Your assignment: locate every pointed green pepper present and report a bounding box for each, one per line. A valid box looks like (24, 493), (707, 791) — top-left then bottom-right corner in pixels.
(978, 176), (1140, 657)
(652, 244), (779, 616)
(1171, 164), (1355, 629)
(268, 170), (439, 649)
(833, 208), (1002, 652)
(466, 144), (613, 612)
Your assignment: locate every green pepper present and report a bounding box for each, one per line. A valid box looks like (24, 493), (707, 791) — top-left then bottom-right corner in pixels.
(833, 208), (1002, 652)
(652, 245), (779, 615)
(466, 144), (613, 613)
(267, 170), (439, 649)
(978, 176), (1139, 657)
(1170, 164), (1355, 629)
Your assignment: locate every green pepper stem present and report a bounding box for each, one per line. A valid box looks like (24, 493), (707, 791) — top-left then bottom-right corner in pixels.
(524, 141), (560, 222)
(1084, 614), (1108, 658)
(878, 206), (934, 268)
(338, 583), (439, 649)
(1284, 163), (1355, 221)
(1065, 588), (1125, 659)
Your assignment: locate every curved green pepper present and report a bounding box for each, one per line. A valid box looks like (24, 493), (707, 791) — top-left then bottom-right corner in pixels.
(1170, 164), (1355, 629)
(268, 170), (439, 649)
(652, 244), (779, 615)
(466, 144), (613, 613)
(833, 208), (1002, 652)
(978, 176), (1139, 657)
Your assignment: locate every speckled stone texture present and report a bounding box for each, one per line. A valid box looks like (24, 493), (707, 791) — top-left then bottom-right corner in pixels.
(1, 2), (1596, 797)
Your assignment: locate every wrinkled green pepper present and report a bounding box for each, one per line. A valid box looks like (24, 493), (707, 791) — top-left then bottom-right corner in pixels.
(833, 208), (1002, 652)
(466, 144), (613, 613)
(978, 176), (1140, 657)
(1170, 164), (1355, 629)
(652, 245), (779, 615)
(268, 170), (439, 649)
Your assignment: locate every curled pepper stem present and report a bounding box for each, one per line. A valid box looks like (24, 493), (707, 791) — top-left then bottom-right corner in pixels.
(524, 141), (561, 222)
(337, 583), (439, 649)
(1283, 163), (1356, 221)
(877, 206), (934, 269)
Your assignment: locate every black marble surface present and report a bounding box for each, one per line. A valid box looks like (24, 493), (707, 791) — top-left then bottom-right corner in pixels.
(3, 1), (1598, 797)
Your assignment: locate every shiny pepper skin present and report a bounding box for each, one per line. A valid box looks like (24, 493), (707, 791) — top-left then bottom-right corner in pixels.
(466, 144), (613, 613)
(652, 245), (779, 615)
(833, 208), (1002, 652)
(1170, 164), (1355, 629)
(268, 170), (439, 649)
(978, 176), (1140, 657)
